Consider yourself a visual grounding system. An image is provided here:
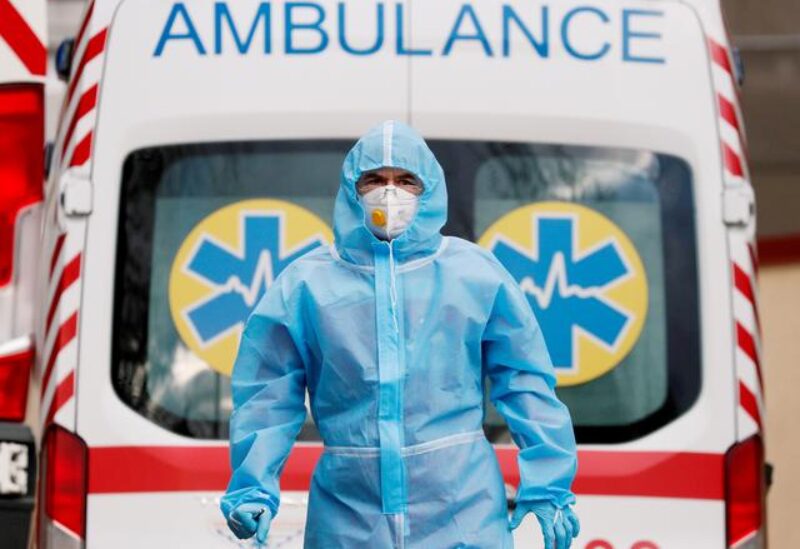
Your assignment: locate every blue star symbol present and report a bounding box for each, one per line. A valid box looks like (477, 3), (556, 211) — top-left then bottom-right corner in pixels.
(490, 215), (633, 370)
(182, 213), (323, 345)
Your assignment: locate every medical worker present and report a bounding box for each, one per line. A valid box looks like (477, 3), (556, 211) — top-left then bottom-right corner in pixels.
(221, 121), (580, 548)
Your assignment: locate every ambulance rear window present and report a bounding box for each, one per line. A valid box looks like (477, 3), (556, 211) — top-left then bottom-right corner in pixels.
(113, 140), (699, 443)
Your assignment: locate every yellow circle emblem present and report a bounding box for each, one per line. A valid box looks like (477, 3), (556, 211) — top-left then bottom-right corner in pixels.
(478, 202), (648, 386)
(169, 199), (332, 376)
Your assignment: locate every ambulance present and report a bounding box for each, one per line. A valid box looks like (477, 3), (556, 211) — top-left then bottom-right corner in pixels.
(2, 0), (768, 547)
(0, 0), (46, 545)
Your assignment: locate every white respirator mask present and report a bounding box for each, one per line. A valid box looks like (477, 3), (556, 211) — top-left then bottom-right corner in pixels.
(359, 184), (420, 240)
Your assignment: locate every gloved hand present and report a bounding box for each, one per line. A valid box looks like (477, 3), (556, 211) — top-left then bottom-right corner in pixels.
(508, 501), (580, 549)
(226, 502), (272, 545)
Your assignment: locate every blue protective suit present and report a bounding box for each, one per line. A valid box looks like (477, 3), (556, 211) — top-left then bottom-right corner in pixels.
(221, 121), (578, 548)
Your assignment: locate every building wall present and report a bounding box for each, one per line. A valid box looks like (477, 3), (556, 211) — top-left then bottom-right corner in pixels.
(760, 263), (800, 548)
(724, 0), (800, 239)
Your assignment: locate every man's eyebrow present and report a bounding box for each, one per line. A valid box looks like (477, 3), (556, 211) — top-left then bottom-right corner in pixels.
(361, 172), (384, 181)
(398, 173), (422, 184)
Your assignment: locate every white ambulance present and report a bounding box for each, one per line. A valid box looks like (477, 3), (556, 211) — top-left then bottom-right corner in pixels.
(11, 0), (768, 547)
(0, 0), (46, 546)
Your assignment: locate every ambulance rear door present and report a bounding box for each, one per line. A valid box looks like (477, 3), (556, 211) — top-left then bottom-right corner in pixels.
(77, 0), (410, 546)
(408, 1), (736, 547)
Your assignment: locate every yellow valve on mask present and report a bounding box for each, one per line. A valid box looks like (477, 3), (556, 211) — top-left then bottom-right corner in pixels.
(371, 209), (387, 227)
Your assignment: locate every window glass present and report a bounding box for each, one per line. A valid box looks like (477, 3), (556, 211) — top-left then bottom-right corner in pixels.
(114, 140), (699, 443)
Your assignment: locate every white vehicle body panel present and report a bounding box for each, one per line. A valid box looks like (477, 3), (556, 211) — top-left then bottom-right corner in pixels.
(31, 0), (763, 548)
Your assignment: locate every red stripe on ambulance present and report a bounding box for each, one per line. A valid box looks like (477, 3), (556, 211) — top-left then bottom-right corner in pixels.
(45, 255), (81, 338)
(0, 0), (46, 75)
(736, 321), (762, 388)
(45, 371), (75, 427)
(733, 262), (761, 334)
(718, 94), (740, 132)
(707, 31), (762, 440)
(64, 29), (107, 113)
(49, 233), (66, 280)
(722, 141), (744, 178)
(41, 312), (78, 399)
(501, 448), (724, 500)
(72, 0), (96, 65)
(738, 382), (762, 430)
(87, 446), (725, 500)
(707, 38), (732, 75)
(68, 131), (94, 167)
(57, 24), (106, 170)
(62, 85), (99, 159)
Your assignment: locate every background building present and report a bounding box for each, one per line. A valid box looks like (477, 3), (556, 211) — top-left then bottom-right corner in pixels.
(726, 1), (800, 546)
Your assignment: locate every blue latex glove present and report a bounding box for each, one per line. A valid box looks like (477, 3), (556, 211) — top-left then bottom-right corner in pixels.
(226, 503), (272, 545)
(509, 501), (580, 549)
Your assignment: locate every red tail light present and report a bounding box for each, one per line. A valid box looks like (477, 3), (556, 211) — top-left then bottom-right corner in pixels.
(726, 435), (766, 547)
(39, 426), (87, 548)
(0, 84), (44, 287)
(0, 337), (34, 421)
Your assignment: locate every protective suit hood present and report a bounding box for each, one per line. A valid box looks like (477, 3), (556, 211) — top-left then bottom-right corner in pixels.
(334, 120), (447, 266)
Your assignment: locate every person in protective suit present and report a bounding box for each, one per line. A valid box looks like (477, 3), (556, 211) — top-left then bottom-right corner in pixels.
(221, 121), (580, 548)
